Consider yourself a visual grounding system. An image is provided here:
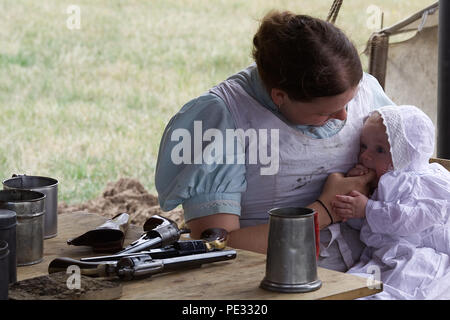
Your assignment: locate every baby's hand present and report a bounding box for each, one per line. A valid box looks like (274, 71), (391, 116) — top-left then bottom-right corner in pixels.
(331, 190), (368, 222)
(346, 164), (370, 177)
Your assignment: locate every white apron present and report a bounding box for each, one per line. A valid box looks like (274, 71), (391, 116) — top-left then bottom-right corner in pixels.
(210, 73), (374, 271)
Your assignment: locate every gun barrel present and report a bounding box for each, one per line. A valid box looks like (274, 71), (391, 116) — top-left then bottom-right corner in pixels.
(116, 235), (161, 254)
(162, 250), (237, 272)
(82, 240), (208, 262)
(81, 251), (154, 262)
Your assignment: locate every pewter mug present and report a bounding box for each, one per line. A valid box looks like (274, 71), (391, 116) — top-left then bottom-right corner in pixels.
(260, 207), (322, 293)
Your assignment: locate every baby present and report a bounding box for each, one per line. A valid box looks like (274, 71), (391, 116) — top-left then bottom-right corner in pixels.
(332, 105), (450, 299)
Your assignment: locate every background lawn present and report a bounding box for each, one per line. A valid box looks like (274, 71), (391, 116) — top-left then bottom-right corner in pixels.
(0, 0), (436, 204)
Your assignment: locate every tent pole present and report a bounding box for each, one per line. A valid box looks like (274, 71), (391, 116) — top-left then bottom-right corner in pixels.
(438, 0), (450, 159)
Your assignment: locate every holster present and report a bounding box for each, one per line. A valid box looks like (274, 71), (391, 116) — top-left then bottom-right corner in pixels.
(67, 212), (130, 252)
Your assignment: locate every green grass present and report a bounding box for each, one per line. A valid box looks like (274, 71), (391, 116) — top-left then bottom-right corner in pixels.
(0, 0), (436, 204)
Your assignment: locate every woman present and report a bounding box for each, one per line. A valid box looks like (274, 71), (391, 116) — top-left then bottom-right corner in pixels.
(155, 11), (395, 272)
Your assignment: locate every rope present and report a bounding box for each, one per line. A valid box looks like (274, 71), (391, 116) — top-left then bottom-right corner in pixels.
(326, 0), (343, 24)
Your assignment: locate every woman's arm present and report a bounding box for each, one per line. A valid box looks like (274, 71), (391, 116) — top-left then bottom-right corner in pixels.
(187, 213), (266, 253)
(187, 200), (334, 254)
(188, 171), (376, 254)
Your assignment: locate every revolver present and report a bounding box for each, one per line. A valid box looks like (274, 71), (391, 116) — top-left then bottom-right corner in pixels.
(116, 215), (190, 254)
(48, 250), (237, 280)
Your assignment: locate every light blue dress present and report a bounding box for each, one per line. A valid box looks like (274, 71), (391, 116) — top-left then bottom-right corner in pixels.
(155, 64), (395, 223)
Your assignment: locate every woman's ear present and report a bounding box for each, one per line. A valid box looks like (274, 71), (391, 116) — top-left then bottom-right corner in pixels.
(270, 88), (288, 108)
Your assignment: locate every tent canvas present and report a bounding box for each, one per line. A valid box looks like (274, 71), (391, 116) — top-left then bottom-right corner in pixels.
(367, 2), (439, 154)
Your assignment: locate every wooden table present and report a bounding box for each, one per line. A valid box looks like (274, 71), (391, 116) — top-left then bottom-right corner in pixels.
(17, 212), (382, 300)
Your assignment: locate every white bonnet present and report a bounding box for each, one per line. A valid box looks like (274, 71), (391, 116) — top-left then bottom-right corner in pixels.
(369, 105), (435, 171)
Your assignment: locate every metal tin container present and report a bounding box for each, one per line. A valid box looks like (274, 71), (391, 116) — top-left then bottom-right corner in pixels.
(0, 190), (45, 266)
(260, 207), (322, 293)
(0, 209), (17, 283)
(3, 175), (58, 239)
(0, 240), (9, 300)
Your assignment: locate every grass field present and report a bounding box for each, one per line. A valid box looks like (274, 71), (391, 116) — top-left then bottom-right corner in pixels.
(0, 0), (437, 204)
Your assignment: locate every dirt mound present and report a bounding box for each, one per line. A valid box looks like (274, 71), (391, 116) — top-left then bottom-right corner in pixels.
(58, 178), (184, 227)
(9, 272), (122, 300)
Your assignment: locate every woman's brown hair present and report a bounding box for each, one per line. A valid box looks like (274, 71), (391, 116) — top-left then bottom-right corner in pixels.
(252, 11), (363, 102)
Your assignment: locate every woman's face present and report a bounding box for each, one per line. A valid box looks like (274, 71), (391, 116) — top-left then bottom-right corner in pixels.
(271, 86), (359, 126)
(359, 114), (393, 179)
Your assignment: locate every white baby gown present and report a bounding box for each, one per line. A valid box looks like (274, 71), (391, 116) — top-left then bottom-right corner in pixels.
(346, 105), (450, 299)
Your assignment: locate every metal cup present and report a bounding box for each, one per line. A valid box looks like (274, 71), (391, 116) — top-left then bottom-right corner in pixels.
(260, 207), (322, 293)
(3, 174), (58, 239)
(0, 190), (45, 266)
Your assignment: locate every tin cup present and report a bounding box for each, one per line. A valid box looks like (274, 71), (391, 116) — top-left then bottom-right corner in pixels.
(3, 175), (58, 239)
(0, 190), (45, 266)
(260, 207), (322, 293)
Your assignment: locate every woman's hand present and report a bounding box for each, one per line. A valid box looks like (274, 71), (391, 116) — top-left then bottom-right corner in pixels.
(318, 170), (376, 223)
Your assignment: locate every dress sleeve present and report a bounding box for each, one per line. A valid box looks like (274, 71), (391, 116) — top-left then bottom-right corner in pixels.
(155, 92), (247, 222)
(366, 198), (449, 236)
(365, 172), (450, 236)
(364, 72), (397, 110)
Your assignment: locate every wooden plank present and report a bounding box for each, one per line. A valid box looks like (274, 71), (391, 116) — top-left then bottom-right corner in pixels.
(16, 212), (382, 300)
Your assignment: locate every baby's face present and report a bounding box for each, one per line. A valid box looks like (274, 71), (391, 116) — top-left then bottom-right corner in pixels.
(359, 113), (393, 179)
